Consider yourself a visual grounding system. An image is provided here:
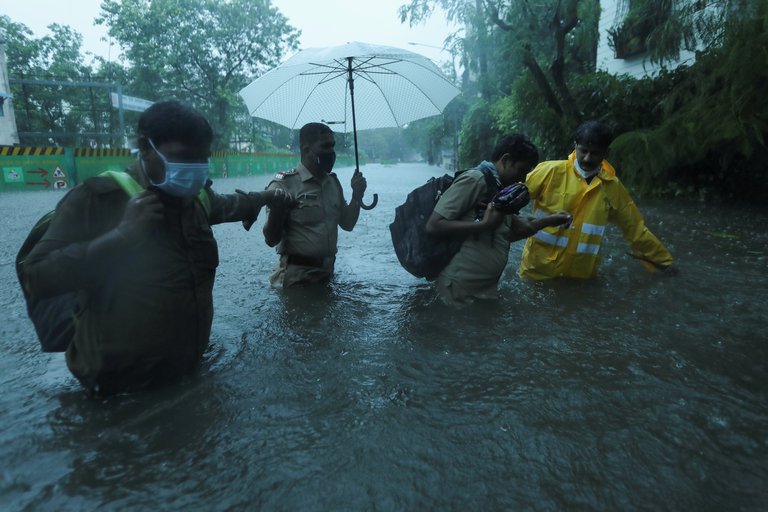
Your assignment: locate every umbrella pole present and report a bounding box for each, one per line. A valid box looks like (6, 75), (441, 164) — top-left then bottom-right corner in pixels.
(347, 57), (360, 172)
(347, 57), (378, 210)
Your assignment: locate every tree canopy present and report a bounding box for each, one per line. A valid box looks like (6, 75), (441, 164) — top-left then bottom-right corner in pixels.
(2, 0), (766, 201)
(1, 16), (106, 146)
(97, 0), (299, 149)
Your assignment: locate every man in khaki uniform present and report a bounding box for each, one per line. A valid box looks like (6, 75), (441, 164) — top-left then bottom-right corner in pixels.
(425, 134), (571, 306)
(263, 123), (367, 287)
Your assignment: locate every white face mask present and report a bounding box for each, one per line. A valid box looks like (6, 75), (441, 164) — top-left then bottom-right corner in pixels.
(144, 138), (209, 198)
(574, 157), (600, 179)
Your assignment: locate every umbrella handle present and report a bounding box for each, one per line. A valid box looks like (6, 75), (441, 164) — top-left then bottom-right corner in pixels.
(360, 193), (378, 210)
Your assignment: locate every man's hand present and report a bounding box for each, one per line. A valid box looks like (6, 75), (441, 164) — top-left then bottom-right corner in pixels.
(117, 190), (164, 241)
(237, 188), (296, 231)
(627, 252), (679, 276)
(507, 215), (537, 242)
(351, 169), (367, 201)
(549, 210), (572, 228)
(261, 188), (297, 210)
(481, 203), (506, 230)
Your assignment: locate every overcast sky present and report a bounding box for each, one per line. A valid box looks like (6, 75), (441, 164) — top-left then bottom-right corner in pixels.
(3, 0), (457, 66)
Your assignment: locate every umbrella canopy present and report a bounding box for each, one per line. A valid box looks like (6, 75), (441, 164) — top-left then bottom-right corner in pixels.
(238, 41), (460, 132)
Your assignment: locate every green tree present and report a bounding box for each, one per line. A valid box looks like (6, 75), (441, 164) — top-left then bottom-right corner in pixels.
(486, 0), (599, 128)
(1, 17), (103, 146)
(400, 0), (492, 98)
(399, 1), (600, 162)
(98, 0), (299, 149)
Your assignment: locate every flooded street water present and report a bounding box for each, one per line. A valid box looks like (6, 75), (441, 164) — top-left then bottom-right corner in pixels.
(1, 162), (766, 510)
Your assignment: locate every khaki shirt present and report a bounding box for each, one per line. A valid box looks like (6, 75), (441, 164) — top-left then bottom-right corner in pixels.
(266, 163), (356, 258)
(432, 167), (511, 305)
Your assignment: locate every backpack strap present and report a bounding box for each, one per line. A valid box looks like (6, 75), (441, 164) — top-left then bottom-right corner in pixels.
(96, 170), (211, 217)
(196, 186), (212, 217)
(475, 166), (501, 202)
(455, 165), (501, 201)
(98, 170), (144, 196)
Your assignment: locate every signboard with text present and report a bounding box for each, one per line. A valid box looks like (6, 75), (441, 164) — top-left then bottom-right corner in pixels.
(110, 93), (154, 112)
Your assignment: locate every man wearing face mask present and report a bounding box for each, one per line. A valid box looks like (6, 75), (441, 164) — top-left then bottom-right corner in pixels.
(518, 120), (676, 280)
(263, 122), (367, 287)
(22, 100), (293, 396)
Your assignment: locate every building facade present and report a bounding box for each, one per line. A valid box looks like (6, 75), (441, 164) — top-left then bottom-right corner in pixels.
(596, 0), (699, 78)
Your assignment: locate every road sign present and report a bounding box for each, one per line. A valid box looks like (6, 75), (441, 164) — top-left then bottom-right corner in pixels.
(3, 167), (23, 183)
(110, 92), (153, 112)
(25, 168), (50, 188)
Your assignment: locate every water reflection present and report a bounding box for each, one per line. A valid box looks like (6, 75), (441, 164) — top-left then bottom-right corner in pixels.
(1, 165), (766, 510)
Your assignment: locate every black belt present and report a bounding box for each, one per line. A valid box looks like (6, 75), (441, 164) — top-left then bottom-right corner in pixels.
(286, 254), (326, 268)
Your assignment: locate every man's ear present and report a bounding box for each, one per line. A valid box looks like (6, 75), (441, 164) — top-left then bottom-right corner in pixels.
(137, 136), (151, 160)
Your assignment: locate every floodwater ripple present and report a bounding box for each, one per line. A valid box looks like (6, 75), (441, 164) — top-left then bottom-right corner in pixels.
(0, 163), (766, 511)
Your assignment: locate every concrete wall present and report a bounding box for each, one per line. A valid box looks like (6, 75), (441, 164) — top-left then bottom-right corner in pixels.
(0, 41), (20, 145)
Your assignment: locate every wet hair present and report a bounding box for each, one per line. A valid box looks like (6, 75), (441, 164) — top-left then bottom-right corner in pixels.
(299, 123), (333, 151)
(137, 100), (213, 148)
(491, 133), (539, 164)
(574, 120), (613, 149)
(299, 122), (334, 151)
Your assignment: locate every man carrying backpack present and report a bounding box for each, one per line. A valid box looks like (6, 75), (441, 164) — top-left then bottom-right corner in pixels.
(425, 134), (571, 306)
(19, 100), (293, 396)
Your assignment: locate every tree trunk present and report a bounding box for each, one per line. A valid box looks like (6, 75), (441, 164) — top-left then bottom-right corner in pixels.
(521, 46), (564, 116)
(550, 5), (582, 125)
(487, 0), (582, 124)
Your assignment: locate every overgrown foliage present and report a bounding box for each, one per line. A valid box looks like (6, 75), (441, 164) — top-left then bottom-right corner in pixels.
(611, 0), (761, 65)
(609, 4), (768, 201)
(403, 0), (766, 202)
(3, 0), (766, 203)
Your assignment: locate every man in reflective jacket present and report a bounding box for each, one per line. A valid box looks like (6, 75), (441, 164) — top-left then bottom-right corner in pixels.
(518, 120), (676, 280)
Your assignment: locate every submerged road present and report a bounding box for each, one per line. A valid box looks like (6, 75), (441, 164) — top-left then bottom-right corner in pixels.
(1, 163), (766, 510)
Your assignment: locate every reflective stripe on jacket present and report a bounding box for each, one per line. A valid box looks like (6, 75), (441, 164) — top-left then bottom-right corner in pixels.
(519, 152), (673, 280)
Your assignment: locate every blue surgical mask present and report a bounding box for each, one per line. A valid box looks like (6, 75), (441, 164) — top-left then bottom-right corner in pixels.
(144, 138), (209, 198)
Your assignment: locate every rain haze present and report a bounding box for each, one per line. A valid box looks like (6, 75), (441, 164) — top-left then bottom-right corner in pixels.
(2, 1), (766, 510)
(2, 0), (457, 67)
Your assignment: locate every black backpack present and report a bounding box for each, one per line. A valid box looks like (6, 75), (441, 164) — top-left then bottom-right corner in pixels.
(389, 167), (498, 280)
(15, 171), (210, 352)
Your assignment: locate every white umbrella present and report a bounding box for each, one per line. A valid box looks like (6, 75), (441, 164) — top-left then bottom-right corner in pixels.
(239, 41), (461, 209)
